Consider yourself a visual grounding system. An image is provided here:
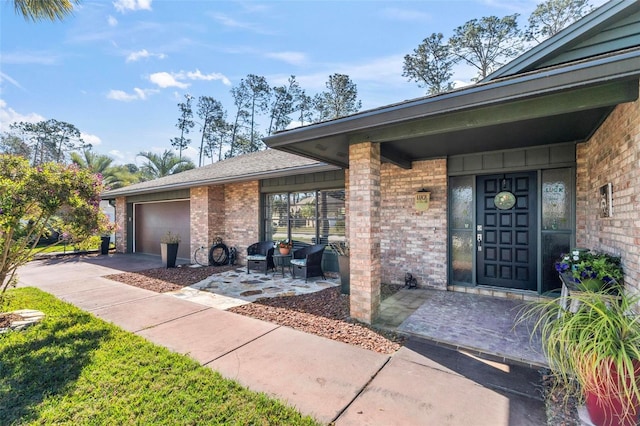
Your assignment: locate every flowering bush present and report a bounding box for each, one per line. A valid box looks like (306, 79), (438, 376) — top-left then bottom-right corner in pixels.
(0, 155), (109, 306)
(555, 249), (623, 291)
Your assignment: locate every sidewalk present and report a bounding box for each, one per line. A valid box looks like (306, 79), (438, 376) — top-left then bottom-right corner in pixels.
(16, 253), (546, 425)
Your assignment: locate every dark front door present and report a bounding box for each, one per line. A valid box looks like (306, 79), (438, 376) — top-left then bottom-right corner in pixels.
(477, 172), (537, 290)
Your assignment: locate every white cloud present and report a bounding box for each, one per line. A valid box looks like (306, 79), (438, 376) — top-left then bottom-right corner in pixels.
(109, 149), (125, 160)
(182, 146), (198, 162)
(381, 7), (432, 22)
(209, 12), (272, 35)
(0, 72), (24, 90)
(126, 49), (167, 62)
(453, 80), (473, 89)
(108, 149), (139, 165)
(107, 15), (118, 26)
(148, 72), (189, 89)
(265, 51), (307, 66)
(286, 120), (304, 130)
(291, 54), (407, 93)
(181, 69), (231, 86)
(0, 99), (45, 130)
(1, 52), (59, 65)
(113, 0), (152, 13)
(149, 70), (231, 89)
(81, 132), (102, 146)
(106, 87), (156, 101)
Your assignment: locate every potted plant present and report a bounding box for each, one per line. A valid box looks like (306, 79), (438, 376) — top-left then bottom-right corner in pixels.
(100, 222), (116, 255)
(277, 239), (293, 255)
(555, 249), (623, 293)
(523, 264), (640, 426)
(160, 231), (180, 268)
(330, 241), (350, 295)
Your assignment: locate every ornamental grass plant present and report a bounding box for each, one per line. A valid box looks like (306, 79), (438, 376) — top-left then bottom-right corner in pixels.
(522, 286), (640, 425)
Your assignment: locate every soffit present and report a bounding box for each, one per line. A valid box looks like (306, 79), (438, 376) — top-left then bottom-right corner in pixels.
(265, 50), (640, 169)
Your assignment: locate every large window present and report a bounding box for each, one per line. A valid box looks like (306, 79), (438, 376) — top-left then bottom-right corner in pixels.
(263, 189), (346, 246)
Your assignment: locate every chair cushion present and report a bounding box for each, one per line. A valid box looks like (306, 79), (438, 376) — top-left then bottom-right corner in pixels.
(247, 255), (267, 261)
(290, 259), (306, 266)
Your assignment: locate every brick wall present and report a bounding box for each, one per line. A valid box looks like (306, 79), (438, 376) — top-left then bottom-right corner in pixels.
(115, 196), (127, 253)
(348, 142), (381, 323)
(380, 159), (448, 289)
(224, 180), (260, 265)
(190, 185), (225, 261)
(576, 94), (640, 293)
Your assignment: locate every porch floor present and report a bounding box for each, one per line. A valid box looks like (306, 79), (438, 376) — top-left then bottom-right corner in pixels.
(375, 288), (546, 368)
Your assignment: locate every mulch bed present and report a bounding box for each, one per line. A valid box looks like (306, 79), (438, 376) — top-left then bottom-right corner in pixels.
(105, 265), (405, 354)
(105, 264), (236, 293)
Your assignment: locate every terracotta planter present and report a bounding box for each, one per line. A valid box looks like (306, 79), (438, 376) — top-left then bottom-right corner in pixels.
(585, 359), (640, 426)
(279, 247), (291, 255)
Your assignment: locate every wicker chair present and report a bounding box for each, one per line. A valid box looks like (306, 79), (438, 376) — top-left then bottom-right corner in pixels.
(246, 242), (275, 274)
(291, 244), (326, 282)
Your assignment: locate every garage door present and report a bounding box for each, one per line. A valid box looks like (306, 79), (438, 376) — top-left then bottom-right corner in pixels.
(135, 200), (190, 259)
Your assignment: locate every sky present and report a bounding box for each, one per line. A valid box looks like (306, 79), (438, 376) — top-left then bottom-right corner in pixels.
(0, 0), (604, 166)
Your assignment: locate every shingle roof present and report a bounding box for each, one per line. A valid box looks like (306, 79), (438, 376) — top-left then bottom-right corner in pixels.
(102, 149), (338, 198)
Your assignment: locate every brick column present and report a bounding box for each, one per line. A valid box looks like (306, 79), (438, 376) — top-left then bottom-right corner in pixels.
(348, 142), (381, 324)
(115, 197), (127, 253)
(190, 185), (225, 261)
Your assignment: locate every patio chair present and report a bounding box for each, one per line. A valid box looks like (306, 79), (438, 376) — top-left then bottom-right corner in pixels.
(291, 244), (326, 282)
(246, 241), (275, 274)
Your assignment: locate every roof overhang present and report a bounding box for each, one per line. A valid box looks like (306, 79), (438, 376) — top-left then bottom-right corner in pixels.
(264, 49), (640, 169)
(102, 162), (339, 199)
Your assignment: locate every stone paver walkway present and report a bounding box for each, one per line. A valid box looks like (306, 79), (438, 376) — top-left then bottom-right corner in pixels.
(168, 267), (339, 309)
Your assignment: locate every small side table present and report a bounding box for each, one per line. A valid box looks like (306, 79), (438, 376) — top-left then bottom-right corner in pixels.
(272, 253), (292, 278)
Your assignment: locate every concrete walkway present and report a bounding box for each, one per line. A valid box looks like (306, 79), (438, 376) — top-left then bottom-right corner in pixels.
(16, 253), (546, 425)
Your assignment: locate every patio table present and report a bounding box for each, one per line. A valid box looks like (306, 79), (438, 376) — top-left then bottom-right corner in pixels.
(272, 253), (292, 278)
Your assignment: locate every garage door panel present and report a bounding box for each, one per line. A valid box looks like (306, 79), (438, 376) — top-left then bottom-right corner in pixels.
(135, 201), (190, 259)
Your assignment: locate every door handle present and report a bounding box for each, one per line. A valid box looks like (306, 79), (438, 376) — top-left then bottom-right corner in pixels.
(477, 234), (482, 252)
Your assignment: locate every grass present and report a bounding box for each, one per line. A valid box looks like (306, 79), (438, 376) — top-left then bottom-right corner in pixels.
(35, 243), (77, 254)
(0, 288), (320, 425)
(34, 242), (113, 254)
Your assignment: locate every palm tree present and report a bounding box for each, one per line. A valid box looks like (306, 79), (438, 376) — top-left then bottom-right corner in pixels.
(106, 165), (142, 189)
(71, 150), (142, 189)
(70, 150), (113, 174)
(13, 0), (81, 22)
(137, 150), (195, 180)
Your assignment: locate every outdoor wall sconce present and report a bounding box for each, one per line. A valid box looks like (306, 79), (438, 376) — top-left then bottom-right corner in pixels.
(415, 189), (430, 211)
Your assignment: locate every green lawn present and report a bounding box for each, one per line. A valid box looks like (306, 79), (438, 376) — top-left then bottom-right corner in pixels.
(0, 288), (319, 425)
(34, 241), (112, 254)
